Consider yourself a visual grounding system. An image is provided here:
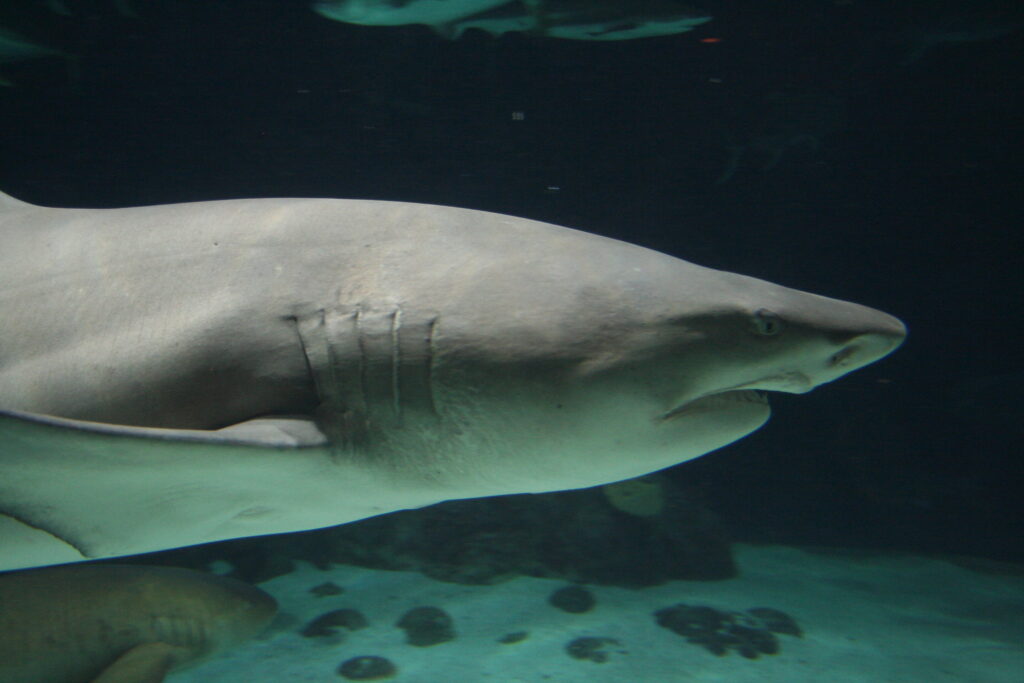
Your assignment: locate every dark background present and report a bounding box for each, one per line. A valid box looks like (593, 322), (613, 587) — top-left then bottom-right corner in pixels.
(1, 0), (1021, 561)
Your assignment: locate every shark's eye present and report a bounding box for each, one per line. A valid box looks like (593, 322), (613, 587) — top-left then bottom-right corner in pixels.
(752, 309), (783, 336)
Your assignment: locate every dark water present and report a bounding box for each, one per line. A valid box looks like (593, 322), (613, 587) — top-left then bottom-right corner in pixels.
(0, 0), (1021, 563)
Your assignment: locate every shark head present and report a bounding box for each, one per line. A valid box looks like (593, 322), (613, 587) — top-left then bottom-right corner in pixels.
(175, 569), (279, 655)
(333, 209), (906, 496)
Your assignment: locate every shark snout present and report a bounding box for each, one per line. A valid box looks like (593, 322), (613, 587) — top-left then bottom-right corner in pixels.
(828, 307), (906, 366)
(727, 310), (906, 396)
(830, 330), (904, 370)
(866, 309), (908, 343)
(809, 313), (906, 389)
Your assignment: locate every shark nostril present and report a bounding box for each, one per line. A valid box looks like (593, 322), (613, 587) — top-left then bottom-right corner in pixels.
(830, 346), (857, 367)
(828, 331), (905, 371)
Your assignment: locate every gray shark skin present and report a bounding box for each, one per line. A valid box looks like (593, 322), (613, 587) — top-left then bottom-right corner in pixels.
(0, 190), (905, 571)
(0, 563), (276, 683)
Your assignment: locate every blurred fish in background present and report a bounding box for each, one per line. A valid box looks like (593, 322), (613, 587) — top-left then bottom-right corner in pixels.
(314, 0), (713, 40)
(852, 0), (1024, 69)
(888, 13), (1022, 66)
(43, 0), (140, 17)
(0, 27), (61, 85)
(313, 0), (511, 29)
(716, 89), (848, 185)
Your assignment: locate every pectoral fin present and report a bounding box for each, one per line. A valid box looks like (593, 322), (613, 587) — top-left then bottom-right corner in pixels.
(90, 642), (186, 683)
(0, 409), (330, 569)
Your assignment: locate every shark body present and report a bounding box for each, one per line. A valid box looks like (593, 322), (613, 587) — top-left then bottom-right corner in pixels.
(0, 191), (905, 571)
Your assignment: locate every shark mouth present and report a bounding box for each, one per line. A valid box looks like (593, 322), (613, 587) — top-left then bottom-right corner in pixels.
(660, 389), (769, 421)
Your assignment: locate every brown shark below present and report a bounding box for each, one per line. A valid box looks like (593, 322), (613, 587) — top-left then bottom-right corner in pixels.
(0, 564), (277, 683)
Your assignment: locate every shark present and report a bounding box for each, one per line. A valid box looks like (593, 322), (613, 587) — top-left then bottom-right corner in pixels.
(0, 190), (905, 572)
(313, 0), (511, 28)
(0, 563), (277, 683)
(313, 0), (713, 40)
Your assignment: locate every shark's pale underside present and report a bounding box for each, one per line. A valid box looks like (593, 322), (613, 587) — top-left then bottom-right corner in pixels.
(0, 190), (905, 571)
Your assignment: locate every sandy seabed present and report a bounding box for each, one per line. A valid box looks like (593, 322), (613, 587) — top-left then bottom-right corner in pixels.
(177, 544), (1024, 683)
